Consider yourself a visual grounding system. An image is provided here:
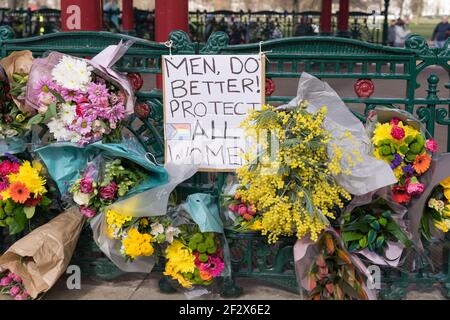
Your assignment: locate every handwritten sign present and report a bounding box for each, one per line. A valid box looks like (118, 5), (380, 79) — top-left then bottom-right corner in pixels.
(163, 54), (264, 171)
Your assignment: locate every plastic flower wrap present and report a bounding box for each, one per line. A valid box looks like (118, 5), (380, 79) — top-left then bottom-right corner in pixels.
(421, 176), (450, 238)
(0, 271), (31, 300)
(68, 157), (149, 218)
(0, 154), (51, 235)
(300, 231), (372, 300)
(236, 102), (359, 243)
(25, 42), (135, 146)
(369, 108), (437, 204)
(0, 51), (34, 141)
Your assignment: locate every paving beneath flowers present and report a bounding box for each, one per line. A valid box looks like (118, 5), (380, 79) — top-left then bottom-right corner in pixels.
(35, 273), (446, 300)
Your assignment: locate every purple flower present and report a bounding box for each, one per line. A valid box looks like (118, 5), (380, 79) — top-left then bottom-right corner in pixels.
(103, 103), (126, 128)
(80, 206), (96, 218)
(87, 82), (110, 106)
(99, 182), (118, 200)
(72, 117), (92, 135)
(61, 88), (84, 103)
(79, 177), (94, 194)
(390, 154), (403, 169)
(402, 164), (414, 175)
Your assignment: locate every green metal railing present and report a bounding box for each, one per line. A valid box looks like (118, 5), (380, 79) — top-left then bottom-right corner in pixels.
(0, 27), (448, 299)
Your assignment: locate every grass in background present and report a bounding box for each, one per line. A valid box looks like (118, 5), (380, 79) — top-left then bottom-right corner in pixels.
(408, 18), (440, 40)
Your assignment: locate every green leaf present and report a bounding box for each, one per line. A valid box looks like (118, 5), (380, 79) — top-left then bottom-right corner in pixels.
(369, 220), (380, 231)
(27, 114), (44, 126)
(376, 235), (385, 249)
(8, 208), (26, 235)
(40, 196), (52, 207)
(342, 232), (364, 242)
(49, 88), (66, 104)
(24, 206), (35, 219)
(42, 102), (57, 123)
(367, 229), (377, 244)
(358, 236), (368, 249)
(378, 216), (387, 227)
(420, 214), (432, 242)
(386, 221), (412, 247)
(429, 208), (443, 222)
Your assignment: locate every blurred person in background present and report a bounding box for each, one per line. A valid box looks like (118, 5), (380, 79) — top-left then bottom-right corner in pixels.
(388, 19), (397, 46)
(394, 18), (410, 47)
(432, 15), (450, 48)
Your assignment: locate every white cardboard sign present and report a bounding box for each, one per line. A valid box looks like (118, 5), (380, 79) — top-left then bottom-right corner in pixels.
(162, 54), (264, 171)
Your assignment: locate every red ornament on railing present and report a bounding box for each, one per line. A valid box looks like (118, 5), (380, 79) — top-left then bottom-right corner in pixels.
(127, 72), (144, 91)
(265, 78), (276, 96)
(354, 79), (374, 98)
(135, 102), (150, 119)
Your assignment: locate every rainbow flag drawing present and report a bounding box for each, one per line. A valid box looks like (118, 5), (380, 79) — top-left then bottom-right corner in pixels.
(166, 123), (191, 140)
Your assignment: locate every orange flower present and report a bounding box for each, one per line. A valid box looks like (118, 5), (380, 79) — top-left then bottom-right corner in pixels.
(413, 153), (431, 175)
(199, 270), (213, 281)
(9, 182), (30, 204)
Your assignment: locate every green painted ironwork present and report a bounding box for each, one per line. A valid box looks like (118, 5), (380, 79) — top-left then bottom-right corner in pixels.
(0, 26), (449, 299)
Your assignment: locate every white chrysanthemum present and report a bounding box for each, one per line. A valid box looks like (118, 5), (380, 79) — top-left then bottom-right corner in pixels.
(51, 56), (93, 91)
(59, 103), (76, 125)
(47, 118), (71, 141)
(69, 131), (82, 144)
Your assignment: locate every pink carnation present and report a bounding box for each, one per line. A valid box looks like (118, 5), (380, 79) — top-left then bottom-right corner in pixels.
(425, 139), (438, 153)
(390, 117), (402, 126)
(391, 126), (405, 140)
(407, 182), (425, 195)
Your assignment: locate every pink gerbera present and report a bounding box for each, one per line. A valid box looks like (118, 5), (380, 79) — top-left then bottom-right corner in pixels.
(199, 255), (224, 278)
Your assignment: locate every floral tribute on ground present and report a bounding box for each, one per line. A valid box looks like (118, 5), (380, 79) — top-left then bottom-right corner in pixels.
(371, 116), (437, 204)
(27, 55), (127, 145)
(0, 154), (50, 234)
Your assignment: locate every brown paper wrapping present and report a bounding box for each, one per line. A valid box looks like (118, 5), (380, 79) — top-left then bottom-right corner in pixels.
(0, 208), (85, 299)
(0, 50), (35, 114)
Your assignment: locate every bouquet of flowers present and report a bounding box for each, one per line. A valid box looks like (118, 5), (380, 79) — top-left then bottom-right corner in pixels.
(0, 271), (30, 300)
(26, 54), (128, 145)
(421, 176), (450, 239)
(0, 51), (34, 139)
(306, 232), (369, 300)
(341, 200), (411, 255)
(164, 230), (225, 289)
(105, 209), (181, 261)
(0, 154), (50, 234)
(223, 192), (263, 233)
(236, 102), (358, 243)
(69, 158), (148, 218)
(371, 116), (437, 204)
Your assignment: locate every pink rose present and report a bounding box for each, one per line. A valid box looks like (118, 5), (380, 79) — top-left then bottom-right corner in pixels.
(80, 206), (96, 218)
(228, 204), (238, 212)
(79, 177), (94, 194)
(391, 126), (405, 140)
(99, 182), (117, 200)
(247, 206), (255, 216)
(14, 292), (29, 300)
(9, 285), (20, 297)
(11, 274), (22, 283)
(237, 204), (247, 216)
(0, 276), (12, 286)
(425, 139), (438, 153)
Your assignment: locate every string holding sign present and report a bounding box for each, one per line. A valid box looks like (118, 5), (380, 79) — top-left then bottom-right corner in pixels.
(163, 40), (173, 58)
(259, 41), (272, 63)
